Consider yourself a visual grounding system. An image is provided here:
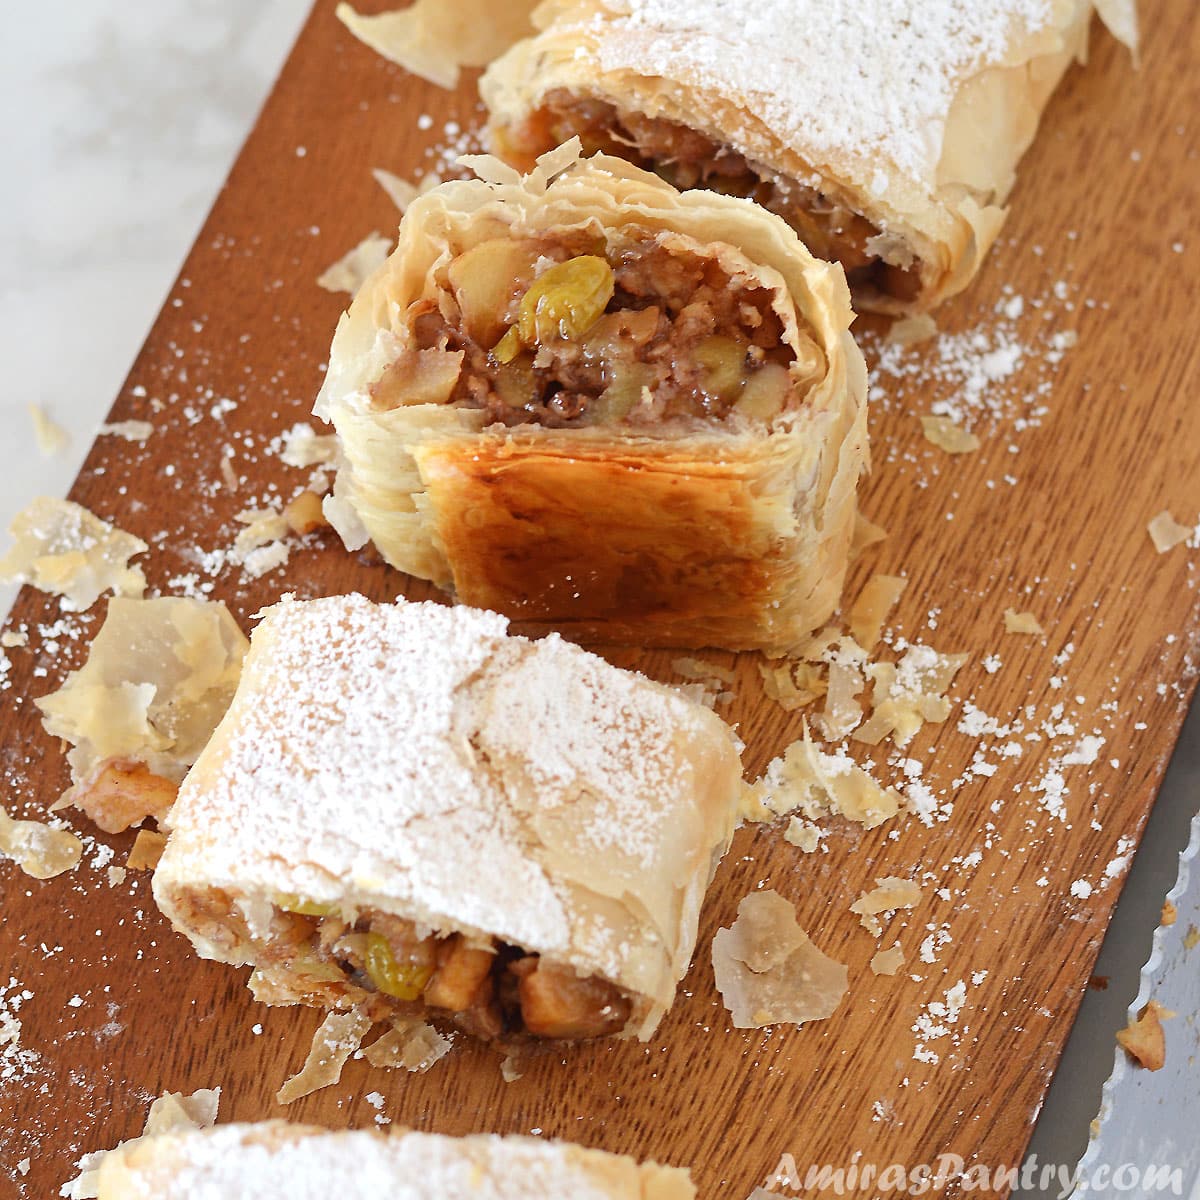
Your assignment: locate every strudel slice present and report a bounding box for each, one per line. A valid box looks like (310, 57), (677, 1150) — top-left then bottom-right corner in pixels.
(483, 0), (1137, 312)
(152, 596), (743, 1045)
(316, 143), (867, 654)
(96, 1124), (695, 1198)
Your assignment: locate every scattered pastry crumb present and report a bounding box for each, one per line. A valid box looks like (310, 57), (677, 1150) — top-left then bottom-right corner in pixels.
(850, 512), (888, 559)
(1004, 608), (1045, 636)
(920, 414), (980, 454)
(36, 597), (248, 788)
(1116, 999), (1174, 1071)
(712, 890), (849, 1029)
(744, 726), (903, 836)
(280, 422), (339, 468)
(886, 313), (938, 347)
(1160, 899), (1177, 927)
(759, 657), (828, 712)
(317, 233), (392, 296)
(336, 0), (538, 89)
(125, 830), (168, 871)
(277, 1009), (373, 1104)
(29, 405), (70, 456)
(850, 877), (922, 936)
(852, 645), (968, 747)
(0, 630), (27, 648)
(870, 943), (905, 976)
(848, 574), (907, 649)
(500, 1055), (523, 1083)
(97, 420), (155, 443)
(1183, 925), (1199, 951)
(0, 805), (83, 879)
(360, 1019), (451, 1074)
(1147, 510), (1194, 553)
(0, 497), (147, 612)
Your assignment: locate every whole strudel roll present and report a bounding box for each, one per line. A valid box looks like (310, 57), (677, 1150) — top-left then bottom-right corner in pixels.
(96, 1124), (695, 1198)
(152, 596), (743, 1045)
(316, 143), (867, 654)
(483, 0), (1137, 312)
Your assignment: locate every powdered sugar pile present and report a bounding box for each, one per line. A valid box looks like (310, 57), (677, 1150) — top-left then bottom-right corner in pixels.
(600, 0), (1054, 185)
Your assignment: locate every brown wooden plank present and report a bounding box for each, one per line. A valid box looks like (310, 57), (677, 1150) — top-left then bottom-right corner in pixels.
(2, 3), (1198, 1198)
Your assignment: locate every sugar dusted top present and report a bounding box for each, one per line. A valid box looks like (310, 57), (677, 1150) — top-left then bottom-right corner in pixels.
(155, 595), (741, 1001)
(592, 0), (1056, 186)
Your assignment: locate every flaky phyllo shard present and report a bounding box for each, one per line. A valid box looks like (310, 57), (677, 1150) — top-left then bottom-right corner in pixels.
(483, 0), (1138, 313)
(93, 1125), (696, 1199)
(316, 143), (867, 654)
(152, 595), (744, 1047)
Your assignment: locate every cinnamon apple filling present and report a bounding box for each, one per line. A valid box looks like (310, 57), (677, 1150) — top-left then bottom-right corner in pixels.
(370, 228), (817, 429)
(196, 891), (633, 1045)
(498, 91), (921, 303)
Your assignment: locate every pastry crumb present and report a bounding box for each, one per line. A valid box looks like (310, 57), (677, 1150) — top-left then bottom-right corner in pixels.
(920, 414), (980, 454)
(1160, 899), (1177, 927)
(712, 890), (848, 1028)
(336, 0), (538, 89)
(317, 233), (392, 296)
(870, 943), (905, 976)
(1116, 999), (1174, 1071)
(850, 876), (921, 936)
(126, 830), (168, 871)
(0, 497), (147, 612)
(1147, 510), (1193, 553)
(0, 806), (82, 879)
(277, 1009), (374, 1104)
(1003, 608), (1045, 636)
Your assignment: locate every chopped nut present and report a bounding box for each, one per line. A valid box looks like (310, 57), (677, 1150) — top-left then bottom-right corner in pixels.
(126, 829), (168, 871)
(1116, 999), (1174, 1071)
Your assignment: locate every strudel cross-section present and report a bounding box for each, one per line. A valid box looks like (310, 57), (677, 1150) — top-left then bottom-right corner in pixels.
(152, 596), (744, 1046)
(483, 0), (1137, 312)
(316, 144), (867, 654)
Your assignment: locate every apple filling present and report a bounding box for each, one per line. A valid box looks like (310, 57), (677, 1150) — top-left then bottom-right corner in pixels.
(370, 228), (815, 429)
(195, 890), (634, 1045)
(497, 90), (922, 303)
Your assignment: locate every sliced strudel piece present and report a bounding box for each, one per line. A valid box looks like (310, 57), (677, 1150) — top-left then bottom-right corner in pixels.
(316, 144), (867, 653)
(153, 595), (743, 1046)
(483, 0), (1137, 312)
(96, 1123), (694, 1199)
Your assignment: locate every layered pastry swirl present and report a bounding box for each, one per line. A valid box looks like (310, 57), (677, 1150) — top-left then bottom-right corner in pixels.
(317, 144), (867, 653)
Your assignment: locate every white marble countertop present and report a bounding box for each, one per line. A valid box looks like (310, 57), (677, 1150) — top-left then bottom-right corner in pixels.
(0, 2), (1195, 1194)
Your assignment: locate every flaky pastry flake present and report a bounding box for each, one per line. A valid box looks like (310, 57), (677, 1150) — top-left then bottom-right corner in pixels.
(712, 891), (848, 1028)
(920, 414), (980, 454)
(337, 0), (540, 89)
(317, 233), (392, 296)
(0, 806), (82, 880)
(276, 1009), (374, 1104)
(0, 497), (146, 612)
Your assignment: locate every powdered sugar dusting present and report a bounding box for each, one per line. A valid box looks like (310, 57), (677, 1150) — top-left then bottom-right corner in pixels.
(598, 0), (1053, 185)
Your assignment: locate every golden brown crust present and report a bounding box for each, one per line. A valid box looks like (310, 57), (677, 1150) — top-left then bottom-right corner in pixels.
(316, 147), (867, 653)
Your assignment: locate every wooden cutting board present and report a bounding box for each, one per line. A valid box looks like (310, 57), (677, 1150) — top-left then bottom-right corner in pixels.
(2, 4), (1197, 1197)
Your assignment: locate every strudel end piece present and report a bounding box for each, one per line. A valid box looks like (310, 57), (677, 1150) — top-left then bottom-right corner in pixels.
(152, 595), (743, 1046)
(315, 143), (867, 654)
(483, 0), (1137, 313)
(96, 1124), (695, 1199)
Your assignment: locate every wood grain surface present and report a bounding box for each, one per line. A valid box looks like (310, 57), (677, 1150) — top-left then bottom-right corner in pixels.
(2, 4), (1198, 1197)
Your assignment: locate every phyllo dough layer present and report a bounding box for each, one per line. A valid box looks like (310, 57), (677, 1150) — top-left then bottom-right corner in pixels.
(316, 144), (867, 654)
(152, 596), (743, 1045)
(97, 1124), (695, 1199)
(483, 0), (1136, 312)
